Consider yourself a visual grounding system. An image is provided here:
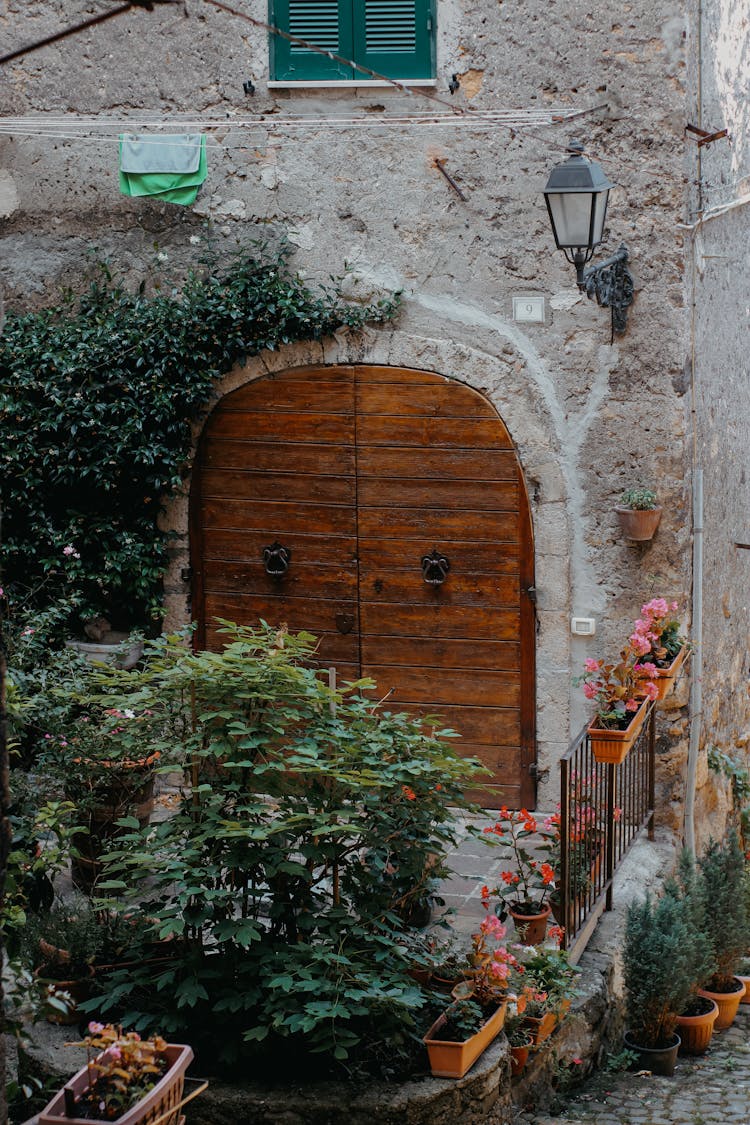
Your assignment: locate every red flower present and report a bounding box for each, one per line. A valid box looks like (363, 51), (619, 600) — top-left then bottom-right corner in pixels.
(501, 871), (515, 885)
(540, 863), (555, 885)
(401, 785), (416, 800)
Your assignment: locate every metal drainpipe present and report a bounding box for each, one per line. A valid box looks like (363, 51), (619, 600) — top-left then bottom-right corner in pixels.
(685, 468), (703, 855)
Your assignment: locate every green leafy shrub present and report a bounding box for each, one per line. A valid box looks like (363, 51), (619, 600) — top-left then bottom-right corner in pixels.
(623, 892), (692, 1048)
(82, 621), (481, 1074)
(698, 830), (748, 990)
(0, 247), (399, 633)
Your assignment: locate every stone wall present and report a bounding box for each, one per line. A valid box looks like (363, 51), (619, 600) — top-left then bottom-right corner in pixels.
(683, 0), (750, 846)
(0, 1), (705, 812)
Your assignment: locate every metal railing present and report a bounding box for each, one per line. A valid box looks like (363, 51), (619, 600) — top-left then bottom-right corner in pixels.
(557, 703), (656, 962)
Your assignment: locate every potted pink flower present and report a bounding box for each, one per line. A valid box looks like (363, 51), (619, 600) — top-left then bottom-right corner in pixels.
(578, 644), (658, 764)
(629, 598), (688, 701)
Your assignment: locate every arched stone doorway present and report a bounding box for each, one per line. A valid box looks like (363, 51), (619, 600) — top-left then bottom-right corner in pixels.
(190, 364), (536, 808)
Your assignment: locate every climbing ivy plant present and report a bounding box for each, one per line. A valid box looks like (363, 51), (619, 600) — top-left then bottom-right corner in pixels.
(0, 248), (399, 632)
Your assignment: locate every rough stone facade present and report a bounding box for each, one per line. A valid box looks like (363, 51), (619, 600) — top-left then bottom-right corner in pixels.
(1, 1), (746, 819)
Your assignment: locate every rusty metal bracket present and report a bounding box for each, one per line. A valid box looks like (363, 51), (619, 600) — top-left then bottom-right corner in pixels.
(582, 243), (635, 339)
(686, 124), (730, 148)
(433, 159), (468, 202)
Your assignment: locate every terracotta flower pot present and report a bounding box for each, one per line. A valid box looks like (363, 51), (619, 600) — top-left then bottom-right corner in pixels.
(654, 645), (687, 701)
(623, 1030), (680, 1076)
(509, 902), (551, 946)
(698, 976), (746, 1029)
(521, 1010), (557, 1046)
(615, 506), (662, 542)
(737, 975), (750, 1003)
(676, 996), (719, 1055)
(588, 697), (649, 765)
(509, 1038), (533, 1076)
(423, 1001), (507, 1078)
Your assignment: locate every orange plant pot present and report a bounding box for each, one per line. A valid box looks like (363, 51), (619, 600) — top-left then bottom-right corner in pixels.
(698, 977), (746, 1030)
(521, 1010), (557, 1046)
(737, 975), (750, 1004)
(655, 646), (687, 701)
(423, 1001), (507, 1078)
(676, 998), (719, 1055)
(615, 506), (662, 541)
(509, 903), (551, 946)
(588, 697), (648, 765)
(509, 1039), (533, 1076)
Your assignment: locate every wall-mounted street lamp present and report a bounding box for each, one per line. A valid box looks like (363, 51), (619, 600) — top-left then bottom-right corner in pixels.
(543, 140), (634, 336)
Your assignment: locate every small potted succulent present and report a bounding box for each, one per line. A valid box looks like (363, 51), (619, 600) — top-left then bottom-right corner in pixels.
(615, 486), (662, 541)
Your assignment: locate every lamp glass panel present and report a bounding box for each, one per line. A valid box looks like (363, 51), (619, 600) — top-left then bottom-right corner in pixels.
(546, 191), (595, 249)
(590, 189), (610, 247)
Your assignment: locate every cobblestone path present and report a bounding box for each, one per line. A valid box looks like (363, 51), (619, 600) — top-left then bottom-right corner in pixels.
(517, 1007), (750, 1124)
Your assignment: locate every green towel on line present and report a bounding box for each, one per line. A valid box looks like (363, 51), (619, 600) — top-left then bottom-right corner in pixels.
(119, 135), (207, 205)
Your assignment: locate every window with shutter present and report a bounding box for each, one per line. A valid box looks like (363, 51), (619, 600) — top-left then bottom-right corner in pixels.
(269, 0), (435, 84)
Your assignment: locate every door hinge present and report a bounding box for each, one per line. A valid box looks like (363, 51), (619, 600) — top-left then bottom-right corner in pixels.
(525, 585), (537, 603)
(181, 566), (193, 582)
(528, 763), (549, 781)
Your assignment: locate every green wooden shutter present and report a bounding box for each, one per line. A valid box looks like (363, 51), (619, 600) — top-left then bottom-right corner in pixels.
(270, 0), (354, 80)
(353, 0), (434, 79)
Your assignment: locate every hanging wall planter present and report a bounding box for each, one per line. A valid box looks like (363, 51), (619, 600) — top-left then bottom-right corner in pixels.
(615, 487), (662, 542)
(588, 697), (649, 765)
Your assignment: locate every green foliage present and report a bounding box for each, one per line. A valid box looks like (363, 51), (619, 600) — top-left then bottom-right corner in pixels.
(81, 621), (481, 1072)
(698, 830), (748, 989)
(663, 849), (717, 1005)
(619, 487), (658, 510)
(435, 999), (486, 1042)
(21, 896), (107, 979)
(623, 892), (693, 1048)
(0, 248), (400, 632)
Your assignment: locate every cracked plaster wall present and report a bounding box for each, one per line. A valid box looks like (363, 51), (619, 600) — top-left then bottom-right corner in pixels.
(0, 1), (707, 813)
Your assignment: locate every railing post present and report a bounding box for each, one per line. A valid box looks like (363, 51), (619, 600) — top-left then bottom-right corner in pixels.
(647, 706), (656, 841)
(605, 762), (616, 912)
(560, 756), (571, 947)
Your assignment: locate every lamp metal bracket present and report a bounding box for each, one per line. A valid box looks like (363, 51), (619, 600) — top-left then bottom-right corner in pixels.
(582, 243), (634, 340)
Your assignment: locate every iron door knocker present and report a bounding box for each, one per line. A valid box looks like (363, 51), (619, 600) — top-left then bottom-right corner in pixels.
(421, 549), (450, 586)
(262, 541), (291, 579)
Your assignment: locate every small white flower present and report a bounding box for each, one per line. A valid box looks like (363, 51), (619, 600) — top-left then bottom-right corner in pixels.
(122, 709), (136, 720)
(189, 235), (201, 245)
(157, 251), (169, 263)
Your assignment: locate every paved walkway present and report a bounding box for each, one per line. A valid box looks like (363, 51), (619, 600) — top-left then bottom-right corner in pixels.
(517, 1006), (750, 1125)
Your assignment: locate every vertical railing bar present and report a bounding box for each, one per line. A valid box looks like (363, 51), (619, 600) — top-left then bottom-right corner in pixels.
(648, 705), (656, 840)
(605, 762), (615, 911)
(560, 754), (570, 948)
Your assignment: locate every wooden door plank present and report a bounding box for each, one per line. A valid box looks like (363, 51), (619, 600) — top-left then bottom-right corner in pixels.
(357, 477), (518, 511)
(360, 666), (521, 708)
(357, 569), (518, 607)
(203, 529), (358, 566)
(355, 366), (451, 386)
(204, 625), (359, 665)
(204, 592), (359, 636)
(200, 499), (356, 536)
(395, 703), (522, 744)
(357, 506), (517, 541)
(203, 559), (358, 599)
(356, 415), (513, 449)
(201, 469), (355, 504)
(205, 440), (356, 475)
(360, 603), (520, 640)
(356, 383), (502, 421)
(358, 537), (520, 573)
(360, 636), (520, 671)
(465, 784), (522, 811)
(209, 411), (355, 444)
(357, 447), (519, 481)
(220, 380), (352, 414)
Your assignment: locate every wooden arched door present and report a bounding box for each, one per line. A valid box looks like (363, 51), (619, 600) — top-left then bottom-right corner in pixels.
(190, 365), (536, 808)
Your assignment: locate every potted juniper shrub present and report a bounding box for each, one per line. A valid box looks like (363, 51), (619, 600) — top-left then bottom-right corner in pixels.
(21, 898), (105, 1025)
(629, 599), (689, 702)
(615, 486), (662, 542)
(623, 892), (692, 1075)
(697, 830), (749, 1028)
(665, 851), (719, 1055)
(38, 1022), (195, 1125)
(481, 809), (557, 944)
(577, 645), (658, 765)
